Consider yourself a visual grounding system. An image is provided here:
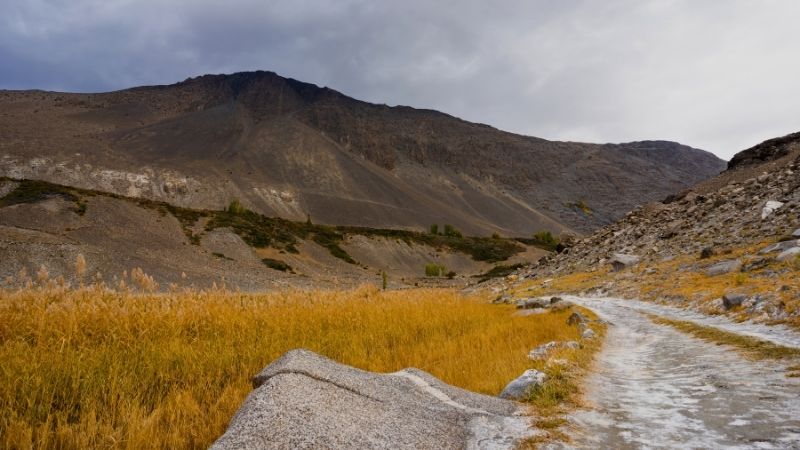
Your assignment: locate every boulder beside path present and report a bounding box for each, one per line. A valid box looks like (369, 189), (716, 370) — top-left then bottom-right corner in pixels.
(212, 349), (536, 449)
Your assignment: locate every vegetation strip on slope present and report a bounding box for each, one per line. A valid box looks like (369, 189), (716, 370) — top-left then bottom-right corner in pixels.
(0, 177), (529, 264)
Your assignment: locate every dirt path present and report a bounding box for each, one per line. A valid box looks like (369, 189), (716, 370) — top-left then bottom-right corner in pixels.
(547, 296), (800, 449)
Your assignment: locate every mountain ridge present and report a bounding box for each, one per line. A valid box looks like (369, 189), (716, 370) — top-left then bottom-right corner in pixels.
(0, 70), (725, 235)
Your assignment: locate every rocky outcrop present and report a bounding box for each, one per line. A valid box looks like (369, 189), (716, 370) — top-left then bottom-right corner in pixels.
(212, 349), (536, 450)
(728, 132), (800, 170)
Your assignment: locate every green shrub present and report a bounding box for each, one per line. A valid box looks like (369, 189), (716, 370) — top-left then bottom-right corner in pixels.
(443, 224), (462, 238)
(227, 199), (247, 215)
(424, 263), (446, 277)
(429, 224), (439, 235)
(531, 230), (559, 251)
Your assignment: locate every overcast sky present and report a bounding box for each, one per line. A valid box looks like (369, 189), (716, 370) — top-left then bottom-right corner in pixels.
(2, 0), (799, 159)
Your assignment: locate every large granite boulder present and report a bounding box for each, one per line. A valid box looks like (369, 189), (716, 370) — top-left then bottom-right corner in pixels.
(212, 349), (536, 449)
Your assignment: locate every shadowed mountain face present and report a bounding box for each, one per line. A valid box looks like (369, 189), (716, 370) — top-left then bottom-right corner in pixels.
(0, 71), (725, 235)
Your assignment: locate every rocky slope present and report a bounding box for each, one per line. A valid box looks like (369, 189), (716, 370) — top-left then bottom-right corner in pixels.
(515, 132), (800, 327)
(0, 71), (724, 236)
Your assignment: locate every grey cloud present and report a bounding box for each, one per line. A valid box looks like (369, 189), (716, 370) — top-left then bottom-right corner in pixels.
(1, 0), (799, 158)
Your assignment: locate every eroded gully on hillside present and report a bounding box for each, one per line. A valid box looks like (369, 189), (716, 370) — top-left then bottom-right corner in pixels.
(544, 296), (800, 450)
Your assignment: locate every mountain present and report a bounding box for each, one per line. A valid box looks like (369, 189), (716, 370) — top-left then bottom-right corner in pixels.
(0, 71), (725, 235)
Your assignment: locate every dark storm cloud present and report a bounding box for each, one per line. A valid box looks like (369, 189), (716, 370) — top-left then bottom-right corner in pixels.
(2, 0), (799, 159)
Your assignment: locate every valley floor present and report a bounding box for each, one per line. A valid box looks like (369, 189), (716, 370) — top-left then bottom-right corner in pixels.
(547, 296), (800, 449)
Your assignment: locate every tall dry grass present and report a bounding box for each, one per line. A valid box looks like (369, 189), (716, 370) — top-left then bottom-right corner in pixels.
(0, 284), (579, 449)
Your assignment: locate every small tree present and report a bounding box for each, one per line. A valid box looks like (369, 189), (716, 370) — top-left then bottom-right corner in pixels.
(424, 263), (446, 277)
(381, 271), (388, 290)
(531, 230), (559, 249)
(443, 224), (462, 238)
(429, 224), (439, 235)
(227, 199), (246, 215)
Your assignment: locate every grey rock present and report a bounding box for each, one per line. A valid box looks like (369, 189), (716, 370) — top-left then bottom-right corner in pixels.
(527, 341), (560, 361)
(793, 228), (800, 238)
(515, 297), (550, 310)
(761, 200), (784, 219)
(722, 293), (748, 309)
(777, 247), (800, 262)
(742, 257), (773, 272)
(759, 240), (799, 254)
(548, 301), (574, 312)
(493, 294), (512, 304)
(527, 340), (581, 361)
(499, 369), (547, 400)
(610, 253), (640, 271)
(213, 349), (534, 450)
(567, 312), (588, 326)
(580, 326), (596, 339)
(705, 259), (742, 276)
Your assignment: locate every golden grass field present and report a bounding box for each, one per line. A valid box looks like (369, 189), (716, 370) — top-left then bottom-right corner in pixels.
(0, 283), (584, 449)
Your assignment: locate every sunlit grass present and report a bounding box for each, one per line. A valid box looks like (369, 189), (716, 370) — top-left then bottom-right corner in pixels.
(0, 284), (582, 449)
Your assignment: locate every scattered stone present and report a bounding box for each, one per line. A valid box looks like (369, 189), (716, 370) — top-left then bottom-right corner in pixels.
(705, 259), (742, 276)
(793, 228), (800, 238)
(580, 327), (596, 339)
(499, 369), (548, 400)
(741, 258), (772, 272)
(527, 340), (581, 361)
(776, 247), (800, 262)
(493, 294), (512, 304)
(761, 200), (784, 219)
(567, 311), (588, 326)
(527, 341), (560, 360)
(722, 293), (747, 309)
(213, 349), (534, 449)
(759, 240), (799, 254)
(515, 297), (550, 309)
(548, 301), (574, 312)
(610, 253), (640, 271)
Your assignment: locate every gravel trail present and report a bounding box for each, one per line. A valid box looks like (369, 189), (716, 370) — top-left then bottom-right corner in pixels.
(549, 296), (800, 449)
